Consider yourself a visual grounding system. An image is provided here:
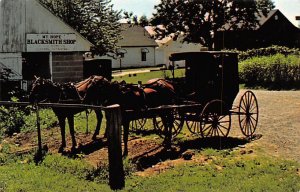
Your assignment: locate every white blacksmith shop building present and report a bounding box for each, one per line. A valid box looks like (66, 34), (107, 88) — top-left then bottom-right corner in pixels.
(0, 0), (93, 89)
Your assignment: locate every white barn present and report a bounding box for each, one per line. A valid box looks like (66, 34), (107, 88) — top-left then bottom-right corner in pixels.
(155, 36), (203, 68)
(0, 0), (93, 84)
(145, 26), (203, 68)
(98, 24), (158, 69)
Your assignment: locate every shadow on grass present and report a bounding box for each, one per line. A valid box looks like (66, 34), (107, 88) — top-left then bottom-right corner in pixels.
(129, 129), (158, 136)
(60, 138), (107, 158)
(132, 136), (252, 171)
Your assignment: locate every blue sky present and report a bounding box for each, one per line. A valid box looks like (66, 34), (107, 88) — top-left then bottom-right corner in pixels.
(111, 0), (300, 27)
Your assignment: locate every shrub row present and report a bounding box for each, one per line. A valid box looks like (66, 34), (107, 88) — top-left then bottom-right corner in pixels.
(227, 45), (300, 61)
(239, 54), (300, 89)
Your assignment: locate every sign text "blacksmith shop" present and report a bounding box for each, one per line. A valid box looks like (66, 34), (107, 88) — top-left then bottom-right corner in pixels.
(26, 34), (77, 52)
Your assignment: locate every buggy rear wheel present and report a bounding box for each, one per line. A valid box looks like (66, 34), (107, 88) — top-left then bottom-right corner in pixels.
(129, 118), (147, 132)
(153, 108), (184, 139)
(186, 112), (202, 135)
(200, 100), (231, 137)
(238, 90), (259, 137)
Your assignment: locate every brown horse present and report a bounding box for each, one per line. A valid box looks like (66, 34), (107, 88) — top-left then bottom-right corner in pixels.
(84, 78), (179, 156)
(29, 76), (109, 152)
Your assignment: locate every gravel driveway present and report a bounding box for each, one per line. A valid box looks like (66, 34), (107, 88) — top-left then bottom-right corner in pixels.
(230, 90), (300, 162)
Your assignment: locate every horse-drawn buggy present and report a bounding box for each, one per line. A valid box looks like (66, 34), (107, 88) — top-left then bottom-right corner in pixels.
(130, 51), (259, 140)
(29, 51), (258, 156)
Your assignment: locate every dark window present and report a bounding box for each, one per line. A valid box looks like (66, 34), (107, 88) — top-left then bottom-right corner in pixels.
(141, 52), (147, 61)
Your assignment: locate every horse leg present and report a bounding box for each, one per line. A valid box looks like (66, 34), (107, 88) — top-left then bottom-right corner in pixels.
(92, 110), (103, 140)
(67, 115), (77, 152)
(58, 116), (66, 153)
(161, 115), (172, 149)
(123, 119), (130, 157)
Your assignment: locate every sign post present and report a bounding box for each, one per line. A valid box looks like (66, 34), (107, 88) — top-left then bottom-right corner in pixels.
(105, 104), (125, 190)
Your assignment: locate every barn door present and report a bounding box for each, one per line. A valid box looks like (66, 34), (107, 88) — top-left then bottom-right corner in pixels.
(22, 52), (50, 80)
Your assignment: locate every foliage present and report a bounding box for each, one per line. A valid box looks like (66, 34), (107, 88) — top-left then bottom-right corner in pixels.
(0, 97), (31, 136)
(227, 45), (300, 61)
(151, 0), (274, 50)
(123, 12), (150, 27)
(239, 54), (300, 89)
(39, 0), (122, 55)
(21, 108), (58, 133)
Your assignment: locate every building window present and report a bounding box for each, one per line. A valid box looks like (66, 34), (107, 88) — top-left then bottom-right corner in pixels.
(141, 52), (147, 61)
(141, 48), (149, 61)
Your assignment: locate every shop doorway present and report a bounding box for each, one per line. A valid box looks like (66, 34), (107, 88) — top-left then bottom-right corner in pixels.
(22, 52), (50, 80)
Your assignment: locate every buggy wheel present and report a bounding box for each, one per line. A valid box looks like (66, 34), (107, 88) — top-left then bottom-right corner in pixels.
(186, 112), (202, 135)
(153, 108), (184, 139)
(238, 90), (259, 137)
(200, 100), (231, 138)
(129, 118), (147, 132)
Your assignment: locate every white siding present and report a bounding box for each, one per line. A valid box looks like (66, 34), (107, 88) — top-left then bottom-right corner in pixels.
(0, 0), (26, 52)
(156, 38), (202, 67)
(0, 53), (22, 79)
(121, 47), (156, 68)
(0, 0), (92, 53)
(98, 47), (156, 69)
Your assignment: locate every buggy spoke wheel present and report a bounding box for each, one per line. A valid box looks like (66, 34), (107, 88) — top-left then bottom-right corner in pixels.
(200, 100), (231, 138)
(238, 91), (259, 137)
(153, 108), (184, 139)
(186, 112), (202, 135)
(129, 118), (147, 132)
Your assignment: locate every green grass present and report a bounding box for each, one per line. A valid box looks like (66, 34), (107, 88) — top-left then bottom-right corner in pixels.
(0, 161), (112, 192)
(0, 147), (298, 191)
(125, 149), (300, 192)
(112, 69), (185, 84)
(19, 109), (106, 136)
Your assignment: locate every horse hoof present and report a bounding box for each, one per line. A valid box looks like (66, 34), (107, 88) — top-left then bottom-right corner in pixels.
(122, 151), (128, 158)
(58, 147), (64, 153)
(71, 146), (77, 153)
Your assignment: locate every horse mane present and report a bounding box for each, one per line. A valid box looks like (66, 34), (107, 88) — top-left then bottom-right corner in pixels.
(75, 76), (94, 91)
(74, 75), (108, 100)
(145, 78), (176, 94)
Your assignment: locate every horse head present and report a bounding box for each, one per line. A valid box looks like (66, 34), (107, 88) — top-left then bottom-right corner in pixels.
(83, 76), (111, 105)
(29, 76), (60, 103)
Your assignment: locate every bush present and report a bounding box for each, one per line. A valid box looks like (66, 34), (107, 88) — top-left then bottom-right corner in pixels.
(239, 54), (300, 89)
(226, 45), (300, 61)
(0, 97), (32, 136)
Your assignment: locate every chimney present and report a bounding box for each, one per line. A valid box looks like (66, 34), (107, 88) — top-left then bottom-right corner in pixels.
(296, 16), (300, 28)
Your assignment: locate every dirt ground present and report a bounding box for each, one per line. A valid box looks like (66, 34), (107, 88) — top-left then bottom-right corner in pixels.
(229, 90), (300, 162)
(3, 90), (300, 175)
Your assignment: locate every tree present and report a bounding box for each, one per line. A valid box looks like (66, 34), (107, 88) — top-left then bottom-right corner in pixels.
(151, 0), (275, 50)
(139, 15), (150, 27)
(123, 12), (149, 27)
(39, 0), (122, 55)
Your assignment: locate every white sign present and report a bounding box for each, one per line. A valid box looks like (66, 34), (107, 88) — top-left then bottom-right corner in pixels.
(26, 34), (77, 52)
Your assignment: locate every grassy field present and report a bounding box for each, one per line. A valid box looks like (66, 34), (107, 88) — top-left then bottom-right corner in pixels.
(112, 68), (185, 84)
(0, 145), (299, 191)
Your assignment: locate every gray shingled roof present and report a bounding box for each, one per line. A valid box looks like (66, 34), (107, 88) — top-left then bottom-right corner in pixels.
(117, 24), (158, 47)
(223, 9), (279, 30)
